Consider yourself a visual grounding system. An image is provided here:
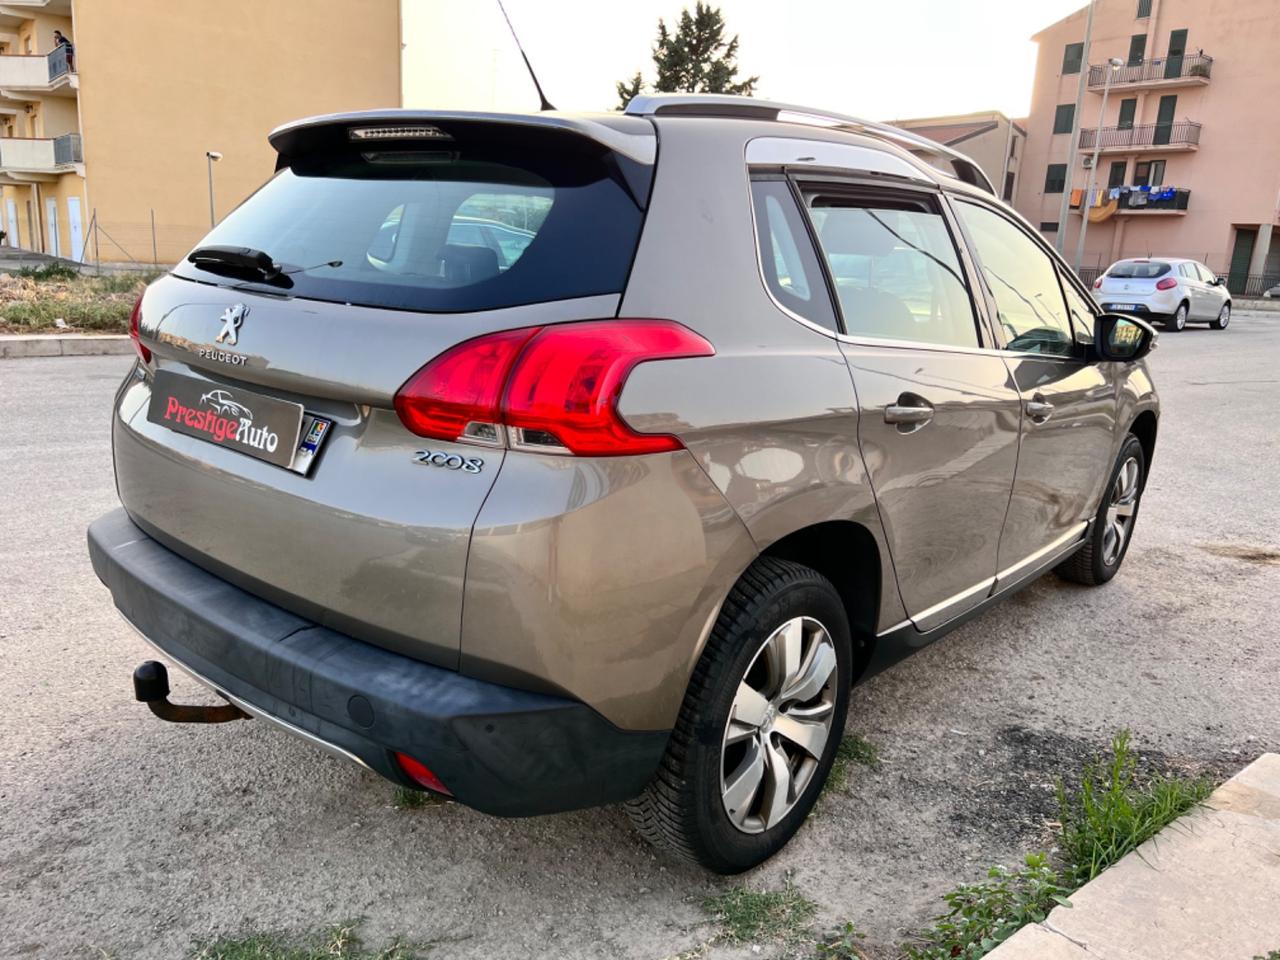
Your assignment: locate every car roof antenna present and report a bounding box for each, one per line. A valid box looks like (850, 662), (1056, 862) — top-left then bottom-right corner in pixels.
(495, 0), (555, 111)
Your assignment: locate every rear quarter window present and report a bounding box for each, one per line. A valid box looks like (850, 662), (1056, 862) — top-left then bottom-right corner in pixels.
(175, 128), (647, 313)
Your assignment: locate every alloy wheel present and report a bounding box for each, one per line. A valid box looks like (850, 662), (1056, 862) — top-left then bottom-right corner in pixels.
(720, 616), (838, 834)
(1102, 456), (1141, 566)
(1218, 304), (1230, 328)
(1172, 305), (1187, 330)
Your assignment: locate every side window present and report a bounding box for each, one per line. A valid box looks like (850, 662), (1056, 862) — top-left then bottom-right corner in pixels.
(953, 200), (1076, 357)
(1195, 262), (1217, 283)
(805, 192), (979, 349)
(749, 180), (838, 332)
(1060, 272), (1098, 344)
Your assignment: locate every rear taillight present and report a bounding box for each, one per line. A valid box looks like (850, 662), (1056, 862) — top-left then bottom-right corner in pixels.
(1156, 276), (1178, 290)
(394, 752), (452, 796)
(129, 295), (151, 364)
(394, 320), (714, 456)
(1093, 277), (1104, 290)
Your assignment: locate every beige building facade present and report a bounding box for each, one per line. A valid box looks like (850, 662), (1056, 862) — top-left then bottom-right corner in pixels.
(1016, 0), (1280, 293)
(894, 111), (1027, 204)
(0, 0), (402, 264)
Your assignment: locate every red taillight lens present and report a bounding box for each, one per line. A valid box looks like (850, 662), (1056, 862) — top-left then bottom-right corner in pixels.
(393, 319), (714, 456)
(394, 752), (452, 796)
(394, 326), (538, 444)
(1156, 276), (1178, 290)
(129, 295), (151, 364)
(1093, 277), (1104, 290)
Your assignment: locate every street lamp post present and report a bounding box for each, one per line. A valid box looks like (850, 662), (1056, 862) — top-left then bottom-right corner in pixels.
(205, 150), (222, 227)
(1074, 58), (1124, 272)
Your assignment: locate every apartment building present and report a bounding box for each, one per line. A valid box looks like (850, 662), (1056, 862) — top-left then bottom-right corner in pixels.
(1016, 0), (1280, 293)
(894, 111), (1027, 204)
(0, 0), (401, 264)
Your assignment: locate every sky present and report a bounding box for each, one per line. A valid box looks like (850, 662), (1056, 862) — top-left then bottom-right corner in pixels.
(402, 0), (1087, 122)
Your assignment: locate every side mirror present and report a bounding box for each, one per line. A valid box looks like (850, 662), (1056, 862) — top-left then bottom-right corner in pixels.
(1095, 313), (1157, 362)
(1213, 276), (1227, 286)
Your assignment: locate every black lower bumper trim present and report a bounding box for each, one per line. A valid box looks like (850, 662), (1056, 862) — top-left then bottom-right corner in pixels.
(88, 508), (669, 817)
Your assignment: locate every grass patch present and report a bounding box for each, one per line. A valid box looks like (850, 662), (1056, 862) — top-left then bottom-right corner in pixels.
(1254, 952), (1280, 960)
(702, 882), (817, 945)
(824, 734), (881, 794)
(189, 921), (421, 960)
(897, 730), (1214, 960)
(0, 269), (165, 333)
(814, 921), (871, 959)
(391, 786), (445, 810)
(1056, 730), (1212, 887)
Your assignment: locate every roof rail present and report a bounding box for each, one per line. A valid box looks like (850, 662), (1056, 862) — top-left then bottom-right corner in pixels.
(624, 93), (995, 194)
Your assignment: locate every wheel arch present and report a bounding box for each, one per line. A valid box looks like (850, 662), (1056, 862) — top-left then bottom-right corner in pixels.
(759, 519), (882, 679)
(1129, 409), (1158, 477)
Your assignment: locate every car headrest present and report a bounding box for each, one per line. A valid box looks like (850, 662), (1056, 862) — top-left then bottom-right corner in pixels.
(819, 209), (897, 258)
(437, 244), (500, 283)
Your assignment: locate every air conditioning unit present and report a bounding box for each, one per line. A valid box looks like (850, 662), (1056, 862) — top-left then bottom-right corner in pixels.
(1082, 155), (1094, 169)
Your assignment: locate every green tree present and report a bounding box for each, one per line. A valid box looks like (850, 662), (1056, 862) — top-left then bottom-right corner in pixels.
(616, 3), (759, 110)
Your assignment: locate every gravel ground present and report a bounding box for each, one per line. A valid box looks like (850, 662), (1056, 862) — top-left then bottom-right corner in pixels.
(2, 314), (1278, 960)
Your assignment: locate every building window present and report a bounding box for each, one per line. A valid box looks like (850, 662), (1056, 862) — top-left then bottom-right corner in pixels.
(1128, 34), (1147, 65)
(1003, 171), (1016, 201)
(1117, 98), (1137, 130)
(1063, 42), (1084, 74)
(1053, 104), (1075, 134)
(1107, 160), (1127, 189)
(1133, 159), (1166, 187)
(1044, 163), (1067, 194)
(1040, 222), (1060, 233)
(1137, 0), (1152, 17)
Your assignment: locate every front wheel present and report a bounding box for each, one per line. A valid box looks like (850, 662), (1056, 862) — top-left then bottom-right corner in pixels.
(1056, 434), (1146, 586)
(626, 558), (851, 873)
(1211, 302), (1230, 330)
(1167, 303), (1188, 332)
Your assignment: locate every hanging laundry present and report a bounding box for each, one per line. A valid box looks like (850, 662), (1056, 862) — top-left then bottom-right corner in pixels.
(1071, 188), (1084, 207)
(1109, 187), (1122, 200)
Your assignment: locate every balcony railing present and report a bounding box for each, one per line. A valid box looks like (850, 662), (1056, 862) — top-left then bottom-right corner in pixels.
(47, 44), (73, 81)
(1078, 121), (1202, 150)
(53, 132), (82, 164)
(1071, 187), (1190, 212)
(1089, 53), (1213, 88)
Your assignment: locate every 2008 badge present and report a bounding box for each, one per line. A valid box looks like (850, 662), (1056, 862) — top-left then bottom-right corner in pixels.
(413, 449), (484, 474)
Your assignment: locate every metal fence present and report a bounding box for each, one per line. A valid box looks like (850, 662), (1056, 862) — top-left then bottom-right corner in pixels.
(47, 44), (73, 81)
(1078, 121), (1202, 150)
(53, 132), (82, 165)
(1088, 52), (1213, 87)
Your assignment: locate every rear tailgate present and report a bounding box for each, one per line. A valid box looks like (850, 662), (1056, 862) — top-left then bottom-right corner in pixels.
(115, 113), (654, 669)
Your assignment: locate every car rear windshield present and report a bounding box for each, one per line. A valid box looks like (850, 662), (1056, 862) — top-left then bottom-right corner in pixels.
(173, 127), (648, 313)
(1107, 260), (1171, 279)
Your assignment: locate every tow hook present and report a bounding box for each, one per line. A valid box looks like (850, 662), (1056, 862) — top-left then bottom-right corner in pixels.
(132, 660), (249, 723)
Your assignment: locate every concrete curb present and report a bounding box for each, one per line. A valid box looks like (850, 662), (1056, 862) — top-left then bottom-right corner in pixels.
(991, 752), (1280, 959)
(0, 334), (133, 359)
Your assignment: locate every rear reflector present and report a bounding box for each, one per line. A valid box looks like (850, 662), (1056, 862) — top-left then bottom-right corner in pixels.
(129, 295), (151, 364)
(1156, 276), (1178, 290)
(394, 752), (452, 795)
(394, 319), (714, 456)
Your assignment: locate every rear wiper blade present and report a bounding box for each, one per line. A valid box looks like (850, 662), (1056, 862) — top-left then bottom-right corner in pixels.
(186, 245), (292, 287)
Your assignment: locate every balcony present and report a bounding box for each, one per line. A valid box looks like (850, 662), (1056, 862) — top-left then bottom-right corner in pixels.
(0, 47), (77, 97)
(1072, 187), (1190, 217)
(1078, 121), (1201, 154)
(1088, 53), (1213, 92)
(0, 133), (82, 175)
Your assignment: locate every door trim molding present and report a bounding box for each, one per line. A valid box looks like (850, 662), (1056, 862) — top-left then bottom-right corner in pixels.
(993, 521), (1090, 593)
(909, 576), (996, 633)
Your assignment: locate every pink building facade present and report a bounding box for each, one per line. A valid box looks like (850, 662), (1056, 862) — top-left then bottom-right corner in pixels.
(1015, 0), (1280, 293)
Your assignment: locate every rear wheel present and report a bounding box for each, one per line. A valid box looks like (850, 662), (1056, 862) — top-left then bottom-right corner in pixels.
(626, 557), (851, 873)
(1211, 302), (1230, 330)
(1167, 302), (1188, 332)
(1056, 434), (1146, 586)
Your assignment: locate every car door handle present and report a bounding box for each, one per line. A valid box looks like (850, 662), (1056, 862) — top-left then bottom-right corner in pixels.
(1025, 397), (1054, 422)
(885, 394), (934, 427)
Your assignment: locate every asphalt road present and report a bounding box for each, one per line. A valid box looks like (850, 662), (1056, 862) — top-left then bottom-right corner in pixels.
(3, 315), (1278, 960)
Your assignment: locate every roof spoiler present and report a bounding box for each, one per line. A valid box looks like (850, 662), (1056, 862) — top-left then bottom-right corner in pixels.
(624, 94), (996, 194)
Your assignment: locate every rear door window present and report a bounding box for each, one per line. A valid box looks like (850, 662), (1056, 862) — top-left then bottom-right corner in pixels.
(805, 191), (980, 349)
(175, 128), (646, 313)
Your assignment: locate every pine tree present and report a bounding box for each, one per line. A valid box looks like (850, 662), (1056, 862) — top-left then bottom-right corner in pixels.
(616, 3), (759, 110)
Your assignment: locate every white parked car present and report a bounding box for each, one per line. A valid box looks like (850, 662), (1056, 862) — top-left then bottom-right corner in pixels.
(1093, 258), (1231, 332)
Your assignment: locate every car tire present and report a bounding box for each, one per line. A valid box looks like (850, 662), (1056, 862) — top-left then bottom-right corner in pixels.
(625, 557), (851, 874)
(1167, 302), (1188, 332)
(1210, 302), (1230, 330)
(1056, 434), (1146, 586)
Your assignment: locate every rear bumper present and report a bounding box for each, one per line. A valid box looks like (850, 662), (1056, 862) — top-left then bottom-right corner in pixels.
(87, 507), (669, 817)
